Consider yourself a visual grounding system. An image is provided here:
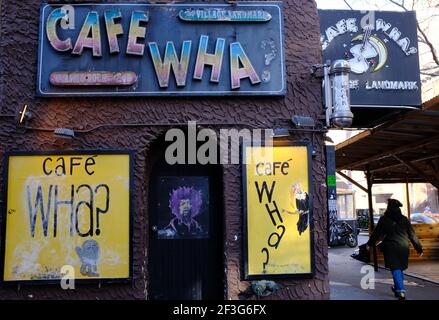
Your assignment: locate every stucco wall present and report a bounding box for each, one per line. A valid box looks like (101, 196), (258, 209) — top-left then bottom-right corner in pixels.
(0, 0), (328, 300)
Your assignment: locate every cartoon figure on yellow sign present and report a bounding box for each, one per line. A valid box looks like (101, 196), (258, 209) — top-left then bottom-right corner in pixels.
(282, 183), (310, 235)
(76, 240), (100, 277)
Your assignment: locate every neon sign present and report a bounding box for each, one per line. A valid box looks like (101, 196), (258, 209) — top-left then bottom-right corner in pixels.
(37, 3), (285, 97)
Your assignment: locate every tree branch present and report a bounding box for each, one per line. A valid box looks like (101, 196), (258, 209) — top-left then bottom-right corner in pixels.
(417, 26), (439, 66)
(421, 71), (439, 76)
(388, 0), (408, 11)
(344, 0), (354, 10)
(386, 0), (439, 66)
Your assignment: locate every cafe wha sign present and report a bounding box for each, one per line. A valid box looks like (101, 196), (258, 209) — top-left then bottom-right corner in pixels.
(37, 2), (285, 97)
(319, 10), (422, 108)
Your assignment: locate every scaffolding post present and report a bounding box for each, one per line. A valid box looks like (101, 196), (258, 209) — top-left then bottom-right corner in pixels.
(405, 177), (411, 220)
(366, 167), (378, 272)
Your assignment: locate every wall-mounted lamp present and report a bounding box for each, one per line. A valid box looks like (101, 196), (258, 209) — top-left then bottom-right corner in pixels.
(328, 60), (353, 128)
(54, 128), (75, 139)
(18, 105), (32, 125)
(291, 115), (316, 128)
(312, 60), (353, 128)
(271, 127), (290, 138)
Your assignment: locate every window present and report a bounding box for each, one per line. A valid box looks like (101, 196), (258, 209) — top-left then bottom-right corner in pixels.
(337, 193), (355, 220)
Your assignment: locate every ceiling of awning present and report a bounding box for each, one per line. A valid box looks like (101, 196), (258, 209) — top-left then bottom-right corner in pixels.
(335, 96), (439, 188)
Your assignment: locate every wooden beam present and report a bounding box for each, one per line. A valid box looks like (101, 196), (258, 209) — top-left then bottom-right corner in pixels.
(343, 133), (439, 170)
(392, 155), (439, 190)
(336, 170), (367, 193)
(400, 119), (439, 126)
(372, 179), (425, 184)
(383, 127), (425, 139)
(381, 129), (426, 138)
(335, 130), (372, 151)
(366, 168), (378, 272)
(405, 177), (411, 220)
(431, 158), (439, 172)
(427, 159), (439, 184)
(370, 154), (439, 173)
(422, 95), (439, 110)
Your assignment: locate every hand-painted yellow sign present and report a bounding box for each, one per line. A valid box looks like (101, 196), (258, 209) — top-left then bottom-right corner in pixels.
(2, 152), (132, 282)
(243, 144), (314, 278)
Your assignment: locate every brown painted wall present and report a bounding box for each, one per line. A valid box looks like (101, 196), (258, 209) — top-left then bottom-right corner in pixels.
(0, 0), (329, 299)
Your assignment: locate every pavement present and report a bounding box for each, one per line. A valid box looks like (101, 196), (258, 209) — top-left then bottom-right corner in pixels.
(404, 261), (439, 283)
(329, 235), (439, 300)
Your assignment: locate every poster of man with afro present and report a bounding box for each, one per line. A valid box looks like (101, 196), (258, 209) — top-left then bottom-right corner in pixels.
(157, 176), (210, 239)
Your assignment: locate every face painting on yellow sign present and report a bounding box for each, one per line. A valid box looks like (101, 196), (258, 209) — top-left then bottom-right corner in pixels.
(1, 151), (132, 282)
(243, 144), (314, 278)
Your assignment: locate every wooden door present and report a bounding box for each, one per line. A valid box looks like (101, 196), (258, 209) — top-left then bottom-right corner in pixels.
(148, 161), (223, 300)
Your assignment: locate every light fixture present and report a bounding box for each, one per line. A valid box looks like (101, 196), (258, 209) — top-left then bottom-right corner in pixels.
(271, 128), (290, 138)
(54, 128), (75, 139)
(329, 60), (353, 128)
(18, 104), (32, 125)
(313, 60), (354, 128)
(291, 115), (315, 128)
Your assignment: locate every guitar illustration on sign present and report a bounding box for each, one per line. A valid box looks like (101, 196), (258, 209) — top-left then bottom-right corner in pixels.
(348, 26), (388, 74)
(349, 26), (375, 74)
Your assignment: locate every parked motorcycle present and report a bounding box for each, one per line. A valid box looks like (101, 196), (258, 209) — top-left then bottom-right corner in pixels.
(336, 221), (358, 248)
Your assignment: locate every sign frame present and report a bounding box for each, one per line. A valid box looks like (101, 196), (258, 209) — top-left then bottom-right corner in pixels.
(0, 150), (135, 285)
(37, 2), (286, 97)
(241, 141), (316, 280)
(319, 9), (422, 109)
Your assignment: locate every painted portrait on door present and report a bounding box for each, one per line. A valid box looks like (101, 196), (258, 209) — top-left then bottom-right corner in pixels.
(157, 176), (209, 239)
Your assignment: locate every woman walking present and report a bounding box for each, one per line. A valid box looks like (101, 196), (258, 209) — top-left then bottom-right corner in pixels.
(367, 199), (423, 300)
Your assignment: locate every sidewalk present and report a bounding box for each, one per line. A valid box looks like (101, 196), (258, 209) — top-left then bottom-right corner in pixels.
(329, 244), (439, 300)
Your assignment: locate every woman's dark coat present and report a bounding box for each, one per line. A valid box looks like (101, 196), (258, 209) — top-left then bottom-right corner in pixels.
(367, 209), (423, 270)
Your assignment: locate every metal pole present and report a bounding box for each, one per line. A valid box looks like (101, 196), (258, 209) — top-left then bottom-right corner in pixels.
(366, 167), (378, 272)
(405, 177), (411, 220)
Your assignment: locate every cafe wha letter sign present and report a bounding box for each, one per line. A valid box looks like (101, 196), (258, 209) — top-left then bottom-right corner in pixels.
(37, 2), (285, 96)
(243, 144), (314, 279)
(1, 152), (132, 283)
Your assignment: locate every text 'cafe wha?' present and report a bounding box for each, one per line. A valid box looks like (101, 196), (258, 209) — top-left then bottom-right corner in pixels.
(39, 4), (285, 96)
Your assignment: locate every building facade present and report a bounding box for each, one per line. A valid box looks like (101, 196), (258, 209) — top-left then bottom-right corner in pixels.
(0, 0), (329, 300)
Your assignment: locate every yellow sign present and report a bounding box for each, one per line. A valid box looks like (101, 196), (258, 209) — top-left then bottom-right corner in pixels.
(2, 152), (132, 282)
(244, 145), (314, 278)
